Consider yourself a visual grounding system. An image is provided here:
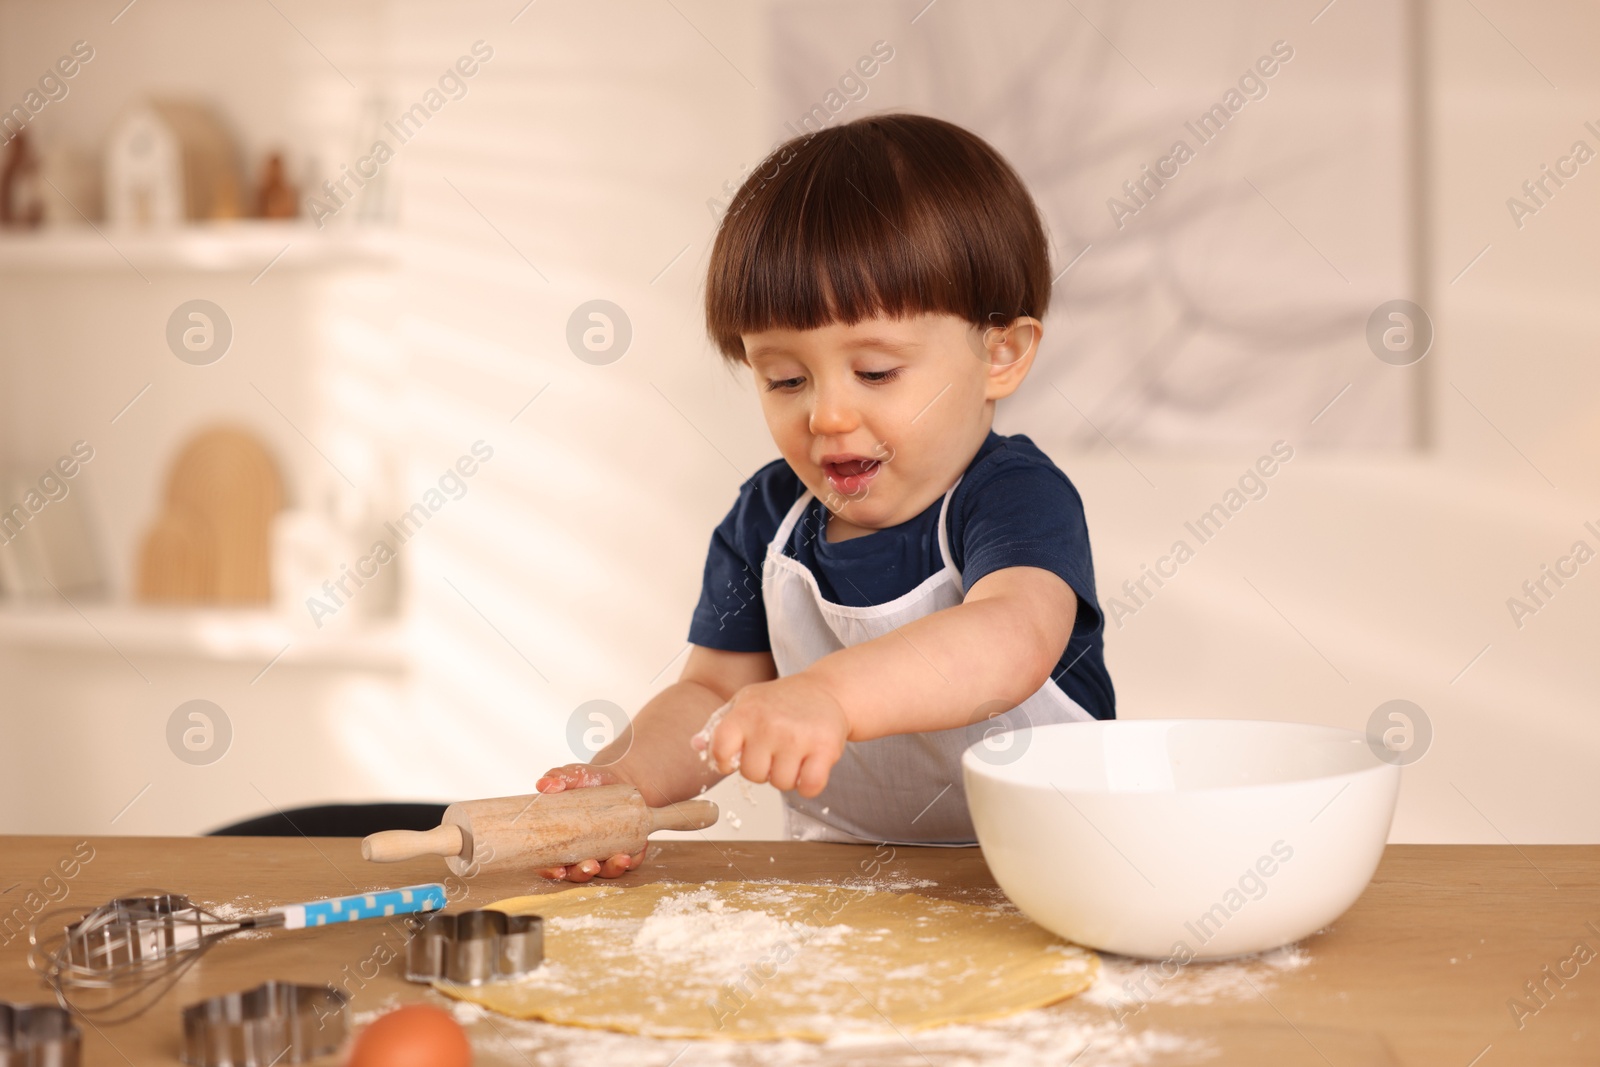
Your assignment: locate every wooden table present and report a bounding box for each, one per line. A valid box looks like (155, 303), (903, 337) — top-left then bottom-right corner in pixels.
(1, 837), (1594, 1065)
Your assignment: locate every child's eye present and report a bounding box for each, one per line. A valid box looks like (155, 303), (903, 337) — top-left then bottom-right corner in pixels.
(765, 376), (805, 392)
(858, 368), (902, 384)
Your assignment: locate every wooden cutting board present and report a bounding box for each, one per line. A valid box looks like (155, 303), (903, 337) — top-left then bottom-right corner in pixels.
(137, 426), (283, 604)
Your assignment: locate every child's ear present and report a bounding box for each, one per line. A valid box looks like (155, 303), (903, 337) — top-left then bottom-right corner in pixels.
(978, 316), (1043, 400)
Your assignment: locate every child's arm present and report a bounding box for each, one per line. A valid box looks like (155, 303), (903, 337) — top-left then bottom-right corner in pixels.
(534, 645), (774, 880)
(699, 565), (1077, 795)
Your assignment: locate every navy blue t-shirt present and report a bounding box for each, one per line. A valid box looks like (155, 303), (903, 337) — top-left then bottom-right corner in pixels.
(687, 431), (1115, 720)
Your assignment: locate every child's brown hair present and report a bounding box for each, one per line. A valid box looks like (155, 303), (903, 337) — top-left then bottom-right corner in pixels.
(705, 113), (1053, 364)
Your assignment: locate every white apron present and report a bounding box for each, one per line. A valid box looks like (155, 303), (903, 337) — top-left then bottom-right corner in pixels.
(762, 481), (1094, 845)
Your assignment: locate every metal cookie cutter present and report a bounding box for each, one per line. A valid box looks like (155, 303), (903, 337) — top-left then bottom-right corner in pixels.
(65, 893), (205, 974)
(0, 1001), (81, 1067)
(180, 981), (348, 1067)
(405, 910), (543, 985)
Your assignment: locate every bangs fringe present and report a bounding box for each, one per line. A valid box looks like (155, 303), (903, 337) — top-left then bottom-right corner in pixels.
(705, 114), (1051, 362)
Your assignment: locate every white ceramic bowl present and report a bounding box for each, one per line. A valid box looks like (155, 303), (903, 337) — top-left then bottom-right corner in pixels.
(962, 719), (1400, 960)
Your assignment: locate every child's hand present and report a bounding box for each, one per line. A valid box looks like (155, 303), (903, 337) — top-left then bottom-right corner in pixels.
(532, 764), (646, 882)
(691, 674), (849, 797)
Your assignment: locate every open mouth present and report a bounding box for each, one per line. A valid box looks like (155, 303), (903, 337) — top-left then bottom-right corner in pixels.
(822, 457), (881, 496)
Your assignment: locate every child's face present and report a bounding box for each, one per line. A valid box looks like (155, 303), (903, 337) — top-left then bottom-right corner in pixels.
(742, 311), (1039, 538)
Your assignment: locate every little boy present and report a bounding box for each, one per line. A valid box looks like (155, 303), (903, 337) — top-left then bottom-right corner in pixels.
(537, 113), (1114, 879)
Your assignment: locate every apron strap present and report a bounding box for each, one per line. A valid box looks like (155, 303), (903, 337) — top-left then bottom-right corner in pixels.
(768, 487), (816, 555)
(936, 476), (964, 591)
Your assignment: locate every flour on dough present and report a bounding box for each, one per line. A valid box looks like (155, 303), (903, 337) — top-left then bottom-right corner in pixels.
(436, 881), (1097, 1041)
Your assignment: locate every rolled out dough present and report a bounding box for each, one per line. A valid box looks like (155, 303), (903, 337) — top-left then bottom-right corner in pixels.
(436, 881), (1097, 1041)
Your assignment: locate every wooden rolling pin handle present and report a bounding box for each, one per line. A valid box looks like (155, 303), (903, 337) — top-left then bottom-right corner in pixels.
(648, 799), (720, 834)
(362, 823), (466, 863)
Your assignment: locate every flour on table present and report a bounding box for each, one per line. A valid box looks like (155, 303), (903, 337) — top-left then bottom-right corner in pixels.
(852, 875), (938, 894)
(351, 996), (402, 1027)
(201, 898), (255, 920)
(197, 897), (272, 939)
(1080, 943), (1312, 1011)
(805, 872), (943, 895)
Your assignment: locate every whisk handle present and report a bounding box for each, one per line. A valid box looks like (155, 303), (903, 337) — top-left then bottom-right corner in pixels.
(270, 883), (447, 931)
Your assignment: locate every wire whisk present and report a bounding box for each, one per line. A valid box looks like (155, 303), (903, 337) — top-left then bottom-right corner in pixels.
(28, 883), (446, 1023)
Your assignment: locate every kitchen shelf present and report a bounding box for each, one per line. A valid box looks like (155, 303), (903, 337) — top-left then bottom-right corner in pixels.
(0, 221), (398, 274)
(0, 602), (408, 669)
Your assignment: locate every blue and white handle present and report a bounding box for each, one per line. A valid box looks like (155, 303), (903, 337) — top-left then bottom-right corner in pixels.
(270, 883), (447, 930)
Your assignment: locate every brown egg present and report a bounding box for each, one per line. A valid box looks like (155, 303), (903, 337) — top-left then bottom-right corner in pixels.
(347, 1004), (472, 1067)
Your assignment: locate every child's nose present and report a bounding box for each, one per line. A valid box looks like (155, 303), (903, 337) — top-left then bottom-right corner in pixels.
(808, 387), (859, 436)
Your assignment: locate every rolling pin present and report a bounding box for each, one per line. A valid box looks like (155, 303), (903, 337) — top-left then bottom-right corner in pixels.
(361, 784), (719, 876)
